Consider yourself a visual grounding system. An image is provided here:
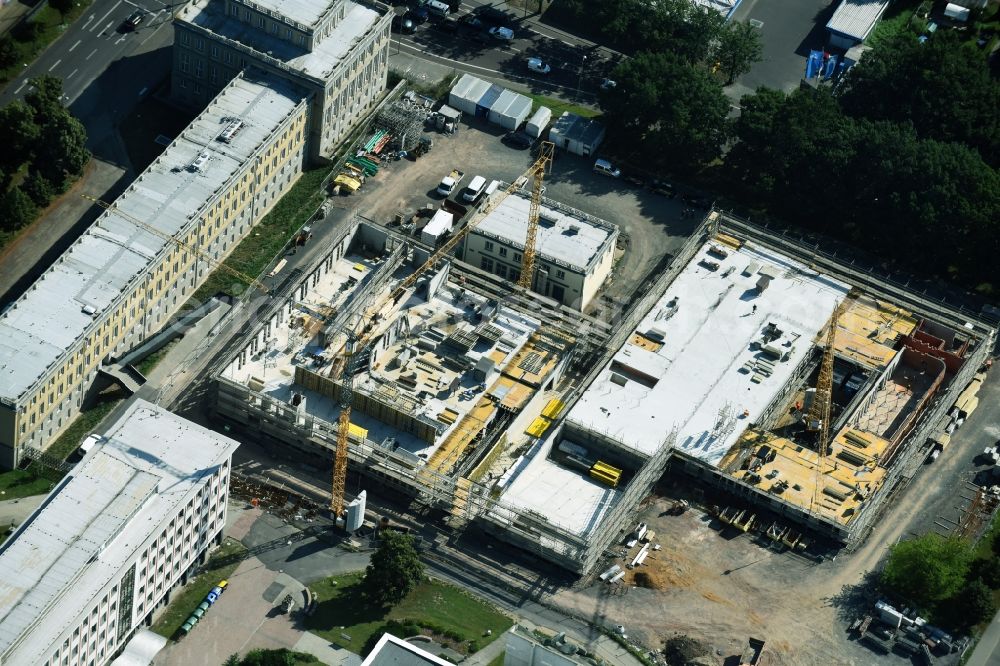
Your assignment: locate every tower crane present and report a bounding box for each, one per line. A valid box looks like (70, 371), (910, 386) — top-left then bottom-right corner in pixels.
(83, 195), (271, 294)
(327, 143), (556, 516)
(805, 298), (848, 457)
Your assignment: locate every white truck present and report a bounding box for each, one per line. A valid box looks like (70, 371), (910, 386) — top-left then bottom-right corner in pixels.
(437, 169), (465, 197)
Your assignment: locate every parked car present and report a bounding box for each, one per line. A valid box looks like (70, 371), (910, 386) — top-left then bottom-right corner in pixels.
(433, 17), (459, 32)
(123, 10), (144, 30)
(459, 12), (483, 27)
(409, 6), (429, 23)
(489, 26), (514, 41)
(593, 158), (621, 178)
(502, 131), (533, 149)
(600, 78), (617, 90)
(527, 57), (551, 74)
(475, 5), (509, 26)
(649, 179), (676, 197)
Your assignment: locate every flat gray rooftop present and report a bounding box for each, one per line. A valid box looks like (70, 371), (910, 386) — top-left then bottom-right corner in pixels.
(182, 0), (381, 81)
(233, 0), (334, 29)
(0, 400), (238, 665)
(0, 74), (305, 403)
(474, 193), (618, 272)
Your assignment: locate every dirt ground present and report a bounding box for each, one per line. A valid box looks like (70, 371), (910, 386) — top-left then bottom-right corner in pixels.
(547, 493), (912, 666)
(334, 115), (699, 313)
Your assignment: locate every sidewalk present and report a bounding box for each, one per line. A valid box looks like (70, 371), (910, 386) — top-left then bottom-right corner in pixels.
(966, 610), (1000, 666)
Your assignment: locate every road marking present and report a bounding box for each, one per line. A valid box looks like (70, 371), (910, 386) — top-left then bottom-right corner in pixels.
(82, 13), (95, 29)
(68, 39), (82, 52)
(138, 86), (147, 96)
(115, 35), (126, 44)
(100, 21), (113, 34)
(91, 0), (123, 32)
(86, 48), (98, 60)
(14, 80), (27, 95)
(48, 59), (62, 72)
(67, 68), (79, 79)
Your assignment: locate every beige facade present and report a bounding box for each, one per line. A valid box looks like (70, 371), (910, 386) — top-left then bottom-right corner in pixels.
(172, 0), (392, 158)
(0, 74), (308, 468)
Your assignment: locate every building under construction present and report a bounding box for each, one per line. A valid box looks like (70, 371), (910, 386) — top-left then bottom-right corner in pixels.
(212, 209), (995, 573)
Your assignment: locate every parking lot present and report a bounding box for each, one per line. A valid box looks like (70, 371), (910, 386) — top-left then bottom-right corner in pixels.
(348, 114), (700, 313)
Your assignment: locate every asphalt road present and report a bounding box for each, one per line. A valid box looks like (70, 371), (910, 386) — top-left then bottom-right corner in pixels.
(0, 0), (174, 108)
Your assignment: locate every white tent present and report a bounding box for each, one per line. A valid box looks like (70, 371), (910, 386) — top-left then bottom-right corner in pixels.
(448, 73), (491, 115)
(525, 106), (552, 138)
(488, 89), (532, 130)
(944, 2), (970, 20)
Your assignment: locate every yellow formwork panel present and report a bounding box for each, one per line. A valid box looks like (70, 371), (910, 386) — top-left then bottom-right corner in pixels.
(426, 396), (496, 474)
(541, 399), (566, 420)
(834, 299), (918, 369)
(348, 423), (368, 441)
(525, 416), (551, 438)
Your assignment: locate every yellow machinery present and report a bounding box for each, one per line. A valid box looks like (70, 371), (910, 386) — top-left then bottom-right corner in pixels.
(328, 144), (560, 516)
(589, 460), (622, 488)
(83, 195), (271, 294)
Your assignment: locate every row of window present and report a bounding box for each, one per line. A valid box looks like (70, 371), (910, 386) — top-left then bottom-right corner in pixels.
(479, 241), (568, 280)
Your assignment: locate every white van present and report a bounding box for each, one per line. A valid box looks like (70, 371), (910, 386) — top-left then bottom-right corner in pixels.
(427, 0), (450, 16)
(593, 158), (621, 178)
(461, 175), (487, 202)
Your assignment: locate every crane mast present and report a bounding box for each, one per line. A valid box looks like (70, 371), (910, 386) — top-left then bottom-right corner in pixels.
(518, 141), (555, 289)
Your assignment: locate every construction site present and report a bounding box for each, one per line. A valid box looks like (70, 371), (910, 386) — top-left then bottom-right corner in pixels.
(209, 134), (995, 574)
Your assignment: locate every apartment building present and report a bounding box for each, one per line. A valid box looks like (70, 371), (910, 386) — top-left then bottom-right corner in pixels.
(0, 73), (309, 468)
(0, 400), (239, 666)
(172, 0), (392, 158)
(460, 193), (619, 310)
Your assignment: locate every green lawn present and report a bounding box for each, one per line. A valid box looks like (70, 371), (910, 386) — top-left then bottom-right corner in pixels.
(45, 398), (121, 461)
(151, 539), (247, 639)
(135, 340), (176, 376)
(0, 0), (96, 86)
(188, 165), (331, 303)
(525, 93), (601, 120)
(0, 468), (55, 500)
(487, 654), (506, 666)
(305, 574), (512, 655)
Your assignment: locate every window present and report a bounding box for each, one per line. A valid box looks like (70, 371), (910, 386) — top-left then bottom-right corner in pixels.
(480, 257), (493, 272)
(498, 247), (508, 257)
(484, 241), (494, 252)
(497, 264), (508, 279)
(556, 269), (566, 279)
(513, 252), (522, 262)
(210, 45), (218, 58)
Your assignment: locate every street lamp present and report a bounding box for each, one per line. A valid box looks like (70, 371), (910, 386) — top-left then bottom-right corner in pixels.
(577, 55), (587, 97)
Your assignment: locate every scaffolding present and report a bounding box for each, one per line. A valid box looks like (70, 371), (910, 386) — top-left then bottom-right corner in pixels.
(374, 99), (429, 151)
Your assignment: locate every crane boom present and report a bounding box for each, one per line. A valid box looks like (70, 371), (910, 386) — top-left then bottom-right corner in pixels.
(328, 146), (558, 515)
(518, 141), (554, 289)
(83, 195), (271, 294)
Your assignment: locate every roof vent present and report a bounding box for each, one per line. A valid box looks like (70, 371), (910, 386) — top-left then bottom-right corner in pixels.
(189, 151), (211, 172)
(82, 305), (97, 316)
(218, 119), (244, 143)
(564, 224), (580, 236)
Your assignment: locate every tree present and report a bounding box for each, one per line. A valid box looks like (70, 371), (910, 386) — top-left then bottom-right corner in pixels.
(0, 37), (18, 69)
(24, 75), (66, 123)
(601, 51), (729, 168)
(0, 187), (38, 232)
(882, 535), (973, 610)
(49, 0), (74, 21)
(362, 530), (424, 607)
(714, 20), (763, 84)
(837, 31), (1000, 166)
(961, 579), (998, 624)
(32, 112), (89, 187)
(21, 171), (56, 207)
(0, 100), (40, 172)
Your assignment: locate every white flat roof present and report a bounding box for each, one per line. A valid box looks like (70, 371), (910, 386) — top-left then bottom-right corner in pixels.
(0, 400), (238, 665)
(565, 240), (849, 464)
(496, 436), (620, 539)
(184, 0), (382, 81)
(474, 194), (617, 273)
(0, 75), (305, 403)
(827, 0), (891, 40)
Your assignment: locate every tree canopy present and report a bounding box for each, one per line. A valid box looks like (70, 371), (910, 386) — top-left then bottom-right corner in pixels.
(601, 51), (729, 169)
(725, 86), (1000, 286)
(362, 530), (424, 607)
(837, 31), (1000, 167)
(713, 20), (763, 84)
(881, 534), (973, 610)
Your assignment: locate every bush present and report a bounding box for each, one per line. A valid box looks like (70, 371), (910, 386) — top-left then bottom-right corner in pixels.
(969, 557), (1000, 589)
(0, 37), (18, 69)
(467, 640), (480, 653)
(0, 187), (37, 232)
(13, 21), (43, 43)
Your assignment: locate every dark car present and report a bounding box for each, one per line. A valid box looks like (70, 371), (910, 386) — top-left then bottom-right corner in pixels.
(433, 17), (459, 33)
(123, 10), (144, 31)
(474, 5), (508, 26)
(459, 12), (482, 27)
(409, 6), (429, 23)
(649, 179), (676, 197)
(393, 14), (417, 33)
(502, 131), (533, 149)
